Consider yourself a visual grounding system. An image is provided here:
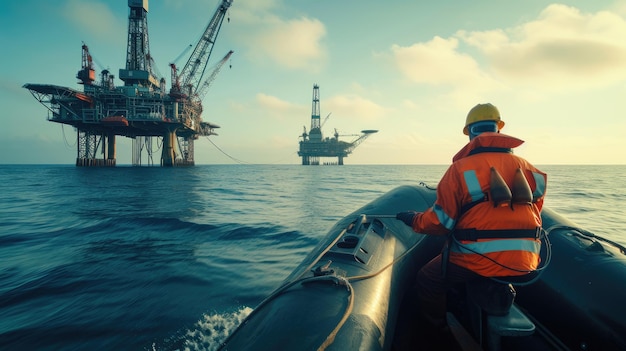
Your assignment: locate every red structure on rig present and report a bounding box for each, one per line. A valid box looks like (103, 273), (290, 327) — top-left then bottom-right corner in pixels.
(24, 0), (234, 166)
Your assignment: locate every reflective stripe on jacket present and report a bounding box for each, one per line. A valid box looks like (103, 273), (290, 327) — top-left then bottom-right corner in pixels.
(412, 132), (547, 277)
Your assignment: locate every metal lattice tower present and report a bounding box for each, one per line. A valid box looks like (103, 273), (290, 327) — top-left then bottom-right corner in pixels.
(311, 84), (320, 130)
(120, 0), (159, 88)
(297, 84), (378, 165)
(23, 0), (232, 167)
(309, 84), (322, 142)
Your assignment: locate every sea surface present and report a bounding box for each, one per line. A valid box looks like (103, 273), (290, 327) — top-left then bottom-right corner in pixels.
(0, 164), (624, 351)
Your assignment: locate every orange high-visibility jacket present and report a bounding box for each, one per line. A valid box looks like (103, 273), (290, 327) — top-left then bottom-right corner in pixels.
(412, 132), (547, 277)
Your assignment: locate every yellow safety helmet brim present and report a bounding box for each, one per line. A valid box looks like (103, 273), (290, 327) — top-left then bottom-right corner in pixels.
(463, 103), (505, 135)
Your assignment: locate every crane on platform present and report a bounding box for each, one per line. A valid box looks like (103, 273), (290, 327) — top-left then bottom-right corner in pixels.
(334, 128), (358, 140)
(195, 50), (233, 101)
(345, 130), (378, 153)
(174, 0), (233, 100)
(321, 113), (331, 129)
(23, 0), (235, 167)
(76, 43), (96, 85)
(165, 0), (234, 166)
(170, 49), (233, 101)
(333, 128), (377, 152)
(169, 44), (192, 96)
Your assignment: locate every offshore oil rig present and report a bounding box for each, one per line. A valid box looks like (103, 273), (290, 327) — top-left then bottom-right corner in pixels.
(298, 85), (378, 165)
(23, 0), (234, 167)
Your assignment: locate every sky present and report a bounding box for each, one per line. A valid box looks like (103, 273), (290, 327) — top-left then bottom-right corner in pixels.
(1, 0), (626, 165)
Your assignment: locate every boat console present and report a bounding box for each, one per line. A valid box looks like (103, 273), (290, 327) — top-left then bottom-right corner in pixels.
(326, 214), (386, 265)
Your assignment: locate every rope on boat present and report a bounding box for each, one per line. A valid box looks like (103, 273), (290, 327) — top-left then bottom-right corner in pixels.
(217, 221), (422, 351)
(221, 206), (625, 350)
(216, 229), (349, 350)
(317, 214), (561, 348)
(316, 276), (354, 351)
(316, 223), (424, 351)
(452, 227), (553, 287)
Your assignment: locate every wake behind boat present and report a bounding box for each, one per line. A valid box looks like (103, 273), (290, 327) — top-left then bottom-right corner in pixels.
(217, 184), (626, 351)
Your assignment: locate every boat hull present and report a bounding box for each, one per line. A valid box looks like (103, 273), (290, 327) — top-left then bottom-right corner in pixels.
(516, 207), (626, 350)
(218, 185), (626, 351)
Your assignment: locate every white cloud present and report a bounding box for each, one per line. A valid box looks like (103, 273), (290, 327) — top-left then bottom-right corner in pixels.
(392, 36), (484, 85)
(392, 4), (626, 95)
(63, 0), (124, 42)
(390, 36), (503, 105)
(229, 2), (327, 71)
(255, 93), (307, 121)
(256, 17), (327, 70)
(471, 4), (626, 89)
(325, 94), (388, 122)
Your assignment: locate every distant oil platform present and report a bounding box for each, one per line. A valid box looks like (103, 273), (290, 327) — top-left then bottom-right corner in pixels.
(23, 0), (234, 167)
(298, 84), (378, 165)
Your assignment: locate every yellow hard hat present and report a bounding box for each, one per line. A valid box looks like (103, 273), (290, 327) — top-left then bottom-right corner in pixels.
(463, 103), (505, 135)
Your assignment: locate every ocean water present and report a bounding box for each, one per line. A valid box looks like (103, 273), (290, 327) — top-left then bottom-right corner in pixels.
(0, 164), (624, 351)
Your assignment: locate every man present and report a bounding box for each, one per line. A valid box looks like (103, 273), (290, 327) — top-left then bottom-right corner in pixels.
(396, 103), (547, 345)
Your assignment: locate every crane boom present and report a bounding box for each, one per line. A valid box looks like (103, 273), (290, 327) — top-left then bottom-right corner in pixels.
(321, 112), (331, 128)
(179, 0), (233, 96)
(345, 130), (378, 153)
(195, 50), (233, 100)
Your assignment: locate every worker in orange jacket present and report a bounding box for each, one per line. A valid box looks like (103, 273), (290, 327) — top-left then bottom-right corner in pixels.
(396, 103), (547, 345)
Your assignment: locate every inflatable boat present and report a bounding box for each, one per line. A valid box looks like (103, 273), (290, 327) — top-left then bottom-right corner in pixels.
(217, 184), (626, 351)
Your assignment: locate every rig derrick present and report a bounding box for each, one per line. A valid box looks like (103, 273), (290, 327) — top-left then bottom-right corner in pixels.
(297, 84), (378, 165)
(23, 0), (234, 167)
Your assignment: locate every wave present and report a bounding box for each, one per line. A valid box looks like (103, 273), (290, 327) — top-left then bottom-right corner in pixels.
(102, 217), (219, 233)
(150, 307), (253, 351)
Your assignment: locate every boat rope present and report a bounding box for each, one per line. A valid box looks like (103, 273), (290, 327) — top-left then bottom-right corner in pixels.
(217, 229), (349, 350)
(204, 136), (300, 165)
(419, 181), (437, 190)
(316, 276), (354, 351)
(61, 124), (76, 148)
(204, 136), (250, 164)
(217, 274), (354, 351)
(347, 236), (422, 282)
(299, 229), (348, 277)
(451, 227), (552, 287)
(217, 222), (420, 351)
(316, 223), (425, 351)
(221, 211), (624, 350)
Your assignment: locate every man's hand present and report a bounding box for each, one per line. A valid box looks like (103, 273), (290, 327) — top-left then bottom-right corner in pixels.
(396, 211), (417, 227)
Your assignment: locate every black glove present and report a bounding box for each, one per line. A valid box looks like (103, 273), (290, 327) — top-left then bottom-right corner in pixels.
(396, 211), (417, 227)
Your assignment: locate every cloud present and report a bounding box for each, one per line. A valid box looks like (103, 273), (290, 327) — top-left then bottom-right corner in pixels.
(259, 17), (327, 70)
(392, 37), (481, 85)
(392, 4), (626, 94)
(464, 4), (626, 89)
(256, 93), (306, 120)
(325, 94), (389, 122)
(257, 93), (298, 111)
(62, 0), (124, 43)
(230, 3), (327, 71)
(390, 36), (502, 104)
